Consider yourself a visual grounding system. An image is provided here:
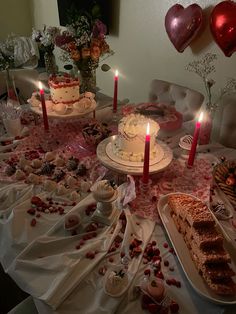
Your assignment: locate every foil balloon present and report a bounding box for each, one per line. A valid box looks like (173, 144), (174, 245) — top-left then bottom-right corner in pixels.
(165, 4), (203, 52)
(210, 1), (236, 57)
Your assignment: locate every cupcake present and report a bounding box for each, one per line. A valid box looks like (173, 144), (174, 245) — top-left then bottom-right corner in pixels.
(92, 180), (116, 201)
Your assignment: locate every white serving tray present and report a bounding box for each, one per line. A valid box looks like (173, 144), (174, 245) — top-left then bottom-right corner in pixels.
(157, 192), (236, 305)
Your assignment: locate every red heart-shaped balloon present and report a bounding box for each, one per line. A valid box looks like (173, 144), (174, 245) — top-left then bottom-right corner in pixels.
(165, 4), (203, 52)
(210, 1), (236, 57)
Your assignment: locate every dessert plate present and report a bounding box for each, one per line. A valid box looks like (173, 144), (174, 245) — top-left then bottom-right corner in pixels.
(106, 141), (164, 167)
(97, 136), (173, 176)
(157, 192), (236, 305)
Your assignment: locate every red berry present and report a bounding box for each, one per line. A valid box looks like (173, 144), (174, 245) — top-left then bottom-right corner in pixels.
(156, 271), (164, 280)
(148, 303), (161, 314)
(164, 260), (169, 267)
(30, 218), (37, 227)
(120, 252), (125, 258)
(36, 213), (41, 218)
(109, 257), (114, 263)
(176, 281), (181, 288)
(76, 245), (80, 250)
(170, 301), (179, 313)
(163, 242), (168, 248)
(144, 269), (151, 276)
(151, 240), (157, 246)
(27, 208), (36, 215)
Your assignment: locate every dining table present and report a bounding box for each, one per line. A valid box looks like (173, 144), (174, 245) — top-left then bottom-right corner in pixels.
(0, 98), (235, 314)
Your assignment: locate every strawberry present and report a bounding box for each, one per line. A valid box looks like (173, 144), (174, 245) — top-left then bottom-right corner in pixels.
(170, 301), (179, 313)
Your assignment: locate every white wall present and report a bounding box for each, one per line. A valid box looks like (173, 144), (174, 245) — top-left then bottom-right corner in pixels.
(0, 0), (32, 39)
(31, 0), (236, 104)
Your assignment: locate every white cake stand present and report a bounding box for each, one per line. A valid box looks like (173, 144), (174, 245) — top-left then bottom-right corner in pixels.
(28, 99), (97, 119)
(97, 135), (173, 176)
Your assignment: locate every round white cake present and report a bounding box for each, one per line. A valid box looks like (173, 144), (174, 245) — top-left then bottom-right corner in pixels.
(112, 114), (160, 162)
(48, 74), (80, 104)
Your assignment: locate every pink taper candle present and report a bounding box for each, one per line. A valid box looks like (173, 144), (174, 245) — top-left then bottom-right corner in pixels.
(113, 70), (118, 113)
(39, 82), (49, 131)
(187, 112), (203, 167)
(142, 123), (150, 184)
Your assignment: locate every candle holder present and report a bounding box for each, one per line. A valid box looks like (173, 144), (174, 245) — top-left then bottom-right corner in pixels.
(138, 178), (154, 208)
(173, 164), (198, 194)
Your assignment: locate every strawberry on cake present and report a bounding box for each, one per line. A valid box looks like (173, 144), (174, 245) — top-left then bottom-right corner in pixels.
(49, 74), (80, 105)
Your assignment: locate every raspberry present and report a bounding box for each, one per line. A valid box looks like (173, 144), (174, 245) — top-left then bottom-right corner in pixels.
(108, 257), (114, 263)
(156, 271), (164, 280)
(163, 242), (168, 248)
(27, 208), (36, 215)
(120, 252), (125, 258)
(151, 240), (157, 246)
(36, 213), (41, 218)
(164, 260), (169, 267)
(144, 269), (151, 276)
(170, 301), (179, 313)
(148, 303), (161, 314)
(30, 218), (37, 227)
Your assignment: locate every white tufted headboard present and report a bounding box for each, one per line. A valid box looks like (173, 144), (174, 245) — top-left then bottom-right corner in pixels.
(149, 79), (204, 121)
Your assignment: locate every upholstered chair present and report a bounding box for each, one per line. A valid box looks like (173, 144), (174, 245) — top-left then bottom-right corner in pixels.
(217, 96), (236, 149)
(149, 79), (204, 121)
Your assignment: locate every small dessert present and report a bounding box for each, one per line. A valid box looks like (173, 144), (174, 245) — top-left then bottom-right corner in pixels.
(92, 180), (116, 201)
(45, 151), (56, 162)
(27, 173), (41, 184)
(5, 165), (16, 176)
(53, 103), (68, 115)
(31, 159), (43, 169)
(15, 169), (25, 180)
(73, 97), (91, 112)
(146, 279), (165, 303)
(43, 179), (57, 192)
(18, 157), (30, 169)
(80, 180), (91, 193)
(66, 157), (79, 171)
(54, 156), (65, 167)
(64, 214), (80, 231)
(56, 184), (68, 196)
(66, 175), (77, 188)
(24, 165), (34, 174)
(105, 269), (128, 296)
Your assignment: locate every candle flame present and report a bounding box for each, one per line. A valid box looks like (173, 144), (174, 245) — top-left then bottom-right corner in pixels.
(198, 111), (204, 122)
(115, 70), (119, 77)
(146, 123), (150, 135)
(38, 81), (43, 90)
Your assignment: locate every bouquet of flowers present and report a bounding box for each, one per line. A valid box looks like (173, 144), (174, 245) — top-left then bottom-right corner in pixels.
(55, 13), (113, 72)
(32, 26), (60, 53)
(186, 53), (236, 113)
(0, 35), (15, 71)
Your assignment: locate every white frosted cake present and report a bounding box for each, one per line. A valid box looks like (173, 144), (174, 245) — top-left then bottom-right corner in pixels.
(48, 74), (80, 104)
(112, 114), (160, 162)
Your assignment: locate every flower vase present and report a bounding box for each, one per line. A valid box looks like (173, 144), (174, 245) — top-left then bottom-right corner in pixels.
(5, 69), (20, 106)
(79, 69), (96, 94)
(44, 51), (57, 74)
(199, 110), (213, 145)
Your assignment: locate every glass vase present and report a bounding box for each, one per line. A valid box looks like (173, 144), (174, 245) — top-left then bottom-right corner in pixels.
(199, 109), (213, 145)
(44, 51), (57, 74)
(5, 69), (20, 106)
(79, 69), (96, 94)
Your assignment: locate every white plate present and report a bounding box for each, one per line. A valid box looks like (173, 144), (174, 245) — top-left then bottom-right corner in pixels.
(28, 99), (96, 119)
(97, 136), (173, 176)
(157, 192), (236, 305)
(106, 141), (164, 167)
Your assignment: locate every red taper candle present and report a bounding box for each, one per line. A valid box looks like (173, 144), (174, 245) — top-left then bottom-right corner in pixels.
(187, 112), (203, 167)
(142, 123), (150, 184)
(39, 82), (49, 131)
(113, 70), (118, 113)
